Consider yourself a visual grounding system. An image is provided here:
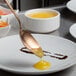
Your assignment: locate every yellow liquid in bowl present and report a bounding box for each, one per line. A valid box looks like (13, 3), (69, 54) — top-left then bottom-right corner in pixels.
(27, 11), (58, 18)
(33, 59), (51, 70)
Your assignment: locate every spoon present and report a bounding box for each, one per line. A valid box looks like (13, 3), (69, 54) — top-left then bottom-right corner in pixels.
(4, 0), (44, 58)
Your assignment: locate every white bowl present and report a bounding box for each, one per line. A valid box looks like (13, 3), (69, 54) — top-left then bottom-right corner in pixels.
(0, 6), (19, 22)
(0, 20), (10, 37)
(24, 8), (60, 33)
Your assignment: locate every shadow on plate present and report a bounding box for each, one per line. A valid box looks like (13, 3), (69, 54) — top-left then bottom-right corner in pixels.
(0, 65), (74, 76)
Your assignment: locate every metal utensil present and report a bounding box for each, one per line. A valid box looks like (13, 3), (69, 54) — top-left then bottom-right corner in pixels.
(4, 0), (44, 58)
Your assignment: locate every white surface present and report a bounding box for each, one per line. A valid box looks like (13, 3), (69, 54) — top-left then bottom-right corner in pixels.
(24, 8), (60, 33)
(0, 34), (76, 75)
(66, 0), (76, 13)
(70, 0), (75, 1)
(69, 23), (76, 38)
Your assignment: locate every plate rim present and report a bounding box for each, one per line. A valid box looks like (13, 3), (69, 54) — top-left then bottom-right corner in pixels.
(69, 23), (76, 38)
(66, 0), (76, 13)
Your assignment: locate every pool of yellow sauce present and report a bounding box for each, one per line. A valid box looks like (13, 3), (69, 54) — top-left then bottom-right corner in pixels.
(33, 59), (51, 70)
(28, 11), (57, 18)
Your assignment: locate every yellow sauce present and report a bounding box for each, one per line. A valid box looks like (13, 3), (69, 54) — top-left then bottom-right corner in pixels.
(27, 11), (57, 18)
(33, 60), (51, 70)
(32, 47), (44, 58)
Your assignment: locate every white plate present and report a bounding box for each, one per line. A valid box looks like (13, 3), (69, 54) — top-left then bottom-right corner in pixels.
(0, 34), (76, 75)
(66, 0), (76, 13)
(69, 23), (76, 38)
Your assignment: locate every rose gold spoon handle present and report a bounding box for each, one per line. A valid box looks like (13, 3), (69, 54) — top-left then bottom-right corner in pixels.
(4, 0), (44, 58)
(4, 0), (22, 30)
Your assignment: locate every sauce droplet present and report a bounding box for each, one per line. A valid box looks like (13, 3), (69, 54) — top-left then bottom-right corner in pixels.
(33, 60), (51, 70)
